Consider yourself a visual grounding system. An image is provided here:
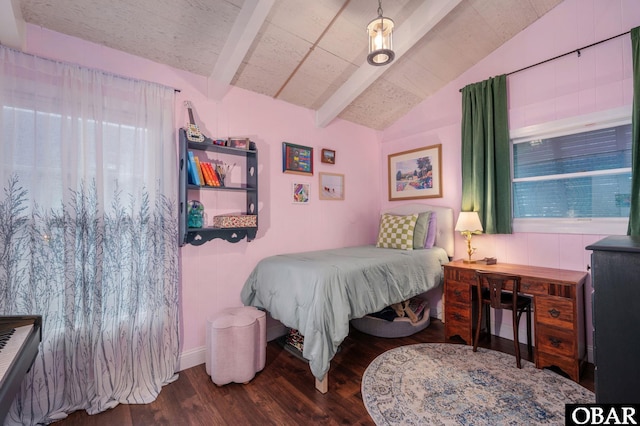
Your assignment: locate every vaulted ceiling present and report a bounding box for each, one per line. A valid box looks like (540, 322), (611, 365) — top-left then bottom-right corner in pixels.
(0, 0), (563, 130)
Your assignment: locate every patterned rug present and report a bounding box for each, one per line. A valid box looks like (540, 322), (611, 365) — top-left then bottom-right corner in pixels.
(361, 343), (594, 425)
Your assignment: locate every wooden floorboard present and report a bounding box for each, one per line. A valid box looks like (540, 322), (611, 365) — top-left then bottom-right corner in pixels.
(55, 319), (594, 425)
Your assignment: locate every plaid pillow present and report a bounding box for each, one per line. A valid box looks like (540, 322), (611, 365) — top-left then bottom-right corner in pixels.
(376, 213), (418, 250)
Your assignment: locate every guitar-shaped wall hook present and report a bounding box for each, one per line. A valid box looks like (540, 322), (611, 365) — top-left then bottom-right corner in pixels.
(184, 100), (205, 142)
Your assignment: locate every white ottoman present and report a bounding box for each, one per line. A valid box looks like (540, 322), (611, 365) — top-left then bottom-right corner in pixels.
(206, 306), (266, 386)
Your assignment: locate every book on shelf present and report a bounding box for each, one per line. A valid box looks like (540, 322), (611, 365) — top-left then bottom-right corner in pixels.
(200, 162), (210, 186)
(200, 162), (211, 186)
(193, 157), (205, 186)
(211, 163), (222, 186)
(213, 165), (224, 187)
(187, 151), (200, 186)
(201, 161), (215, 186)
(208, 162), (221, 187)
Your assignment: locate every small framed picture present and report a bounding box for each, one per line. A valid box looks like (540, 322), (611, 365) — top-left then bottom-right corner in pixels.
(228, 138), (250, 149)
(319, 172), (344, 200)
(292, 183), (310, 204)
(282, 142), (313, 175)
(321, 149), (335, 164)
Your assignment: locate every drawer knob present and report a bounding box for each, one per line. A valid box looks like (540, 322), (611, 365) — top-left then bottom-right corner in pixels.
(548, 308), (561, 318)
(549, 337), (562, 347)
(453, 312), (462, 320)
(454, 290), (462, 297)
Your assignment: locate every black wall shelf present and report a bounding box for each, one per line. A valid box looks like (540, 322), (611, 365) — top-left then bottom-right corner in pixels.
(178, 129), (258, 245)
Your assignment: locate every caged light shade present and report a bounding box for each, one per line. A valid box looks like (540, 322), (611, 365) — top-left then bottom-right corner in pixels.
(366, 0), (395, 66)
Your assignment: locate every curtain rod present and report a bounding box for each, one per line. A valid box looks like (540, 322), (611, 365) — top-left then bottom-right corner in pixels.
(459, 30), (631, 92)
(1, 45), (181, 93)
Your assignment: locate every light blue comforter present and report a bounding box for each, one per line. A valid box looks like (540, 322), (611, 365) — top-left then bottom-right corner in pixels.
(240, 245), (449, 381)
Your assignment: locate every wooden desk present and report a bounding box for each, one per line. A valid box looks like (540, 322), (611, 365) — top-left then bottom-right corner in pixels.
(443, 260), (588, 382)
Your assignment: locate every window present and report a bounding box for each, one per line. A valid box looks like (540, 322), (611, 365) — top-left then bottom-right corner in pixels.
(2, 105), (149, 210)
(510, 107), (631, 234)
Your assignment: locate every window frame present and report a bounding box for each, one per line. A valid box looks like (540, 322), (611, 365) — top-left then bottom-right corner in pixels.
(510, 106), (631, 235)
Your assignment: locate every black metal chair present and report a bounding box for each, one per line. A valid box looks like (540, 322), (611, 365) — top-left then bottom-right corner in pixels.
(473, 271), (533, 368)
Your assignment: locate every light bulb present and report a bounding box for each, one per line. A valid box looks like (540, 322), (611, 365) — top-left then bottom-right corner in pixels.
(374, 30), (383, 50)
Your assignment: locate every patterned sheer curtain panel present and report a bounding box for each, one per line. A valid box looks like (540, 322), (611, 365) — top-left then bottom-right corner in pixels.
(0, 46), (180, 424)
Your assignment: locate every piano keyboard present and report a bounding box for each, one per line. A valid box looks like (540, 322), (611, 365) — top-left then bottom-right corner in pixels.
(0, 316), (41, 423)
(0, 325), (33, 384)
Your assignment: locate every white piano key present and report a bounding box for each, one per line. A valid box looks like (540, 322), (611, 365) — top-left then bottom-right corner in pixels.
(0, 325), (33, 383)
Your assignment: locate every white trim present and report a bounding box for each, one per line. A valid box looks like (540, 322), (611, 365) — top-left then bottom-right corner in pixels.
(178, 346), (206, 371)
(207, 0), (275, 100)
(513, 168), (631, 183)
(510, 106), (632, 233)
(0, 0), (25, 50)
(316, 0), (463, 128)
(510, 106), (631, 143)
(513, 217), (628, 235)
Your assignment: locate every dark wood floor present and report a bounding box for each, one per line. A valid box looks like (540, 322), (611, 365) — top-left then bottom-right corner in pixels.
(56, 319), (594, 425)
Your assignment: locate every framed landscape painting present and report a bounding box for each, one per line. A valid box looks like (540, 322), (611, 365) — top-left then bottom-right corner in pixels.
(321, 149), (335, 164)
(388, 144), (442, 201)
(319, 172), (344, 200)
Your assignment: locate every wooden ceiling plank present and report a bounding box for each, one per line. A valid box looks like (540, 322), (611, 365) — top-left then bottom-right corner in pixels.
(315, 0), (463, 128)
(208, 0), (275, 100)
(0, 0), (26, 50)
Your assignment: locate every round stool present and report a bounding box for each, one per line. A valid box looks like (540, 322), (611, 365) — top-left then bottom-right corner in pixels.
(206, 306), (266, 386)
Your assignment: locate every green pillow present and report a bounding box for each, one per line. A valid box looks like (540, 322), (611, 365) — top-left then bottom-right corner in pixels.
(412, 211), (431, 249)
(376, 213), (418, 250)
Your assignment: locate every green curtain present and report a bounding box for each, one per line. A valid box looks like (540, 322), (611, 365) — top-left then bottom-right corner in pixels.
(629, 27), (640, 236)
(461, 75), (512, 234)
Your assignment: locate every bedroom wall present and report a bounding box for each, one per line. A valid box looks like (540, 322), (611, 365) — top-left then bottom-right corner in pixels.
(381, 0), (640, 361)
(22, 24), (382, 370)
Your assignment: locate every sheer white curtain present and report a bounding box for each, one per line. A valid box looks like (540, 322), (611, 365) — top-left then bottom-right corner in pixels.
(0, 46), (179, 424)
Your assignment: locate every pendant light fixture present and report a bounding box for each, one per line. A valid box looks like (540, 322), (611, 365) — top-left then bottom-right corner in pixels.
(366, 0), (395, 66)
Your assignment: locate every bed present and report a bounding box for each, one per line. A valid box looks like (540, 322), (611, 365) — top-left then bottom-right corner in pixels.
(240, 204), (454, 392)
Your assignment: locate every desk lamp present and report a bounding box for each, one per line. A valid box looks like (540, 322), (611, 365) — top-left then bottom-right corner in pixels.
(455, 211), (483, 263)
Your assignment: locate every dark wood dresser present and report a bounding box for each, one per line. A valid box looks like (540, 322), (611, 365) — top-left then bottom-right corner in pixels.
(444, 260), (588, 382)
(586, 236), (640, 403)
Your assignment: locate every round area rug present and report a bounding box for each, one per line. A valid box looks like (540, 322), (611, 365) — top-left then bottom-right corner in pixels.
(361, 343), (594, 425)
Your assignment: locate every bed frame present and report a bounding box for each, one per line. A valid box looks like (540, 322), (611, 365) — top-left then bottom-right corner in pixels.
(313, 203), (454, 393)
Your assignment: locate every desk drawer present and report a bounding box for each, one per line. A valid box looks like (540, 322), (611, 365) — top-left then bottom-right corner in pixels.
(445, 267), (476, 284)
(445, 280), (471, 304)
(520, 280), (548, 295)
(445, 301), (472, 343)
(446, 302), (471, 324)
(537, 324), (574, 357)
(536, 296), (574, 328)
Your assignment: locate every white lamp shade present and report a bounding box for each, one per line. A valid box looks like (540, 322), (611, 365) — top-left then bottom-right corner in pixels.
(455, 211), (483, 233)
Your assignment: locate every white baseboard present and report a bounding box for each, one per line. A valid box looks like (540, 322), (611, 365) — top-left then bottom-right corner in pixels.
(178, 346), (206, 371)
(178, 315), (288, 373)
(179, 316), (594, 374)
(431, 304), (443, 321)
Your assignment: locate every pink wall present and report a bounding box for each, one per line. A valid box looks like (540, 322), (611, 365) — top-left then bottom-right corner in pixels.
(19, 0), (640, 366)
(382, 0), (640, 359)
(23, 24), (382, 367)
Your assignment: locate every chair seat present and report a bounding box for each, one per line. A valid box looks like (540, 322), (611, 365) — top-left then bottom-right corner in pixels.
(480, 289), (531, 311)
